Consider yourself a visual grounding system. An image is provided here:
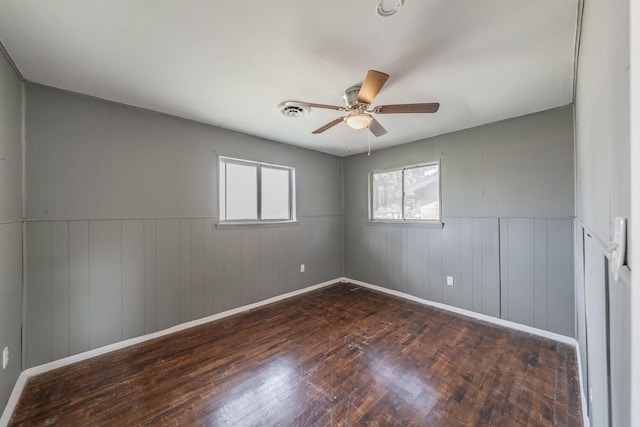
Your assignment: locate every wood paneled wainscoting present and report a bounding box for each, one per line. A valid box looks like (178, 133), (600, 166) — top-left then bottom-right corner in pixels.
(9, 283), (582, 426)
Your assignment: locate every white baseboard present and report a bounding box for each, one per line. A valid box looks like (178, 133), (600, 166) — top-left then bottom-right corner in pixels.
(1, 276), (590, 427)
(343, 277), (574, 344)
(0, 372), (28, 427)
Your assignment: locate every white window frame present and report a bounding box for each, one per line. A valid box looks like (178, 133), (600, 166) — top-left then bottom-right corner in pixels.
(368, 161), (441, 224)
(218, 156), (296, 225)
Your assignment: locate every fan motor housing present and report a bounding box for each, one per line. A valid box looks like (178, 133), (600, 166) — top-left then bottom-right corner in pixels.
(343, 85), (362, 107)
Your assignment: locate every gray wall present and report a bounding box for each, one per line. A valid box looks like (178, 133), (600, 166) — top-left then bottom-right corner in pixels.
(24, 84), (343, 368)
(343, 106), (575, 336)
(0, 50), (23, 413)
(575, 0), (631, 423)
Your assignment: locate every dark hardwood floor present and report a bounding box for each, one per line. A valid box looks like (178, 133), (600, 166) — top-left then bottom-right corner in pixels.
(10, 283), (582, 426)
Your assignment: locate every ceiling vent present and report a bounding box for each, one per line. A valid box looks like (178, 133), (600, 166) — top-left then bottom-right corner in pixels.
(278, 101), (310, 118)
(376, 0), (404, 17)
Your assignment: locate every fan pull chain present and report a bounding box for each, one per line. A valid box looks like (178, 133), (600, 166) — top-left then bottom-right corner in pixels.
(367, 127), (372, 156)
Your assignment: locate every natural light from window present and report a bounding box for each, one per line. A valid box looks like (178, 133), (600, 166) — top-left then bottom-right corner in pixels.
(370, 162), (440, 222)
(219, 157), (295, 224)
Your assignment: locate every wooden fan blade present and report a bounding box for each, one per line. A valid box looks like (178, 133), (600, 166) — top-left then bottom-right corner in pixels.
(357, 70), (390, 105)
(303, 102), (343, 111)
(376, 103), (440, 114)
(312, 117), (345, 134)
(368, 118), (388, 137)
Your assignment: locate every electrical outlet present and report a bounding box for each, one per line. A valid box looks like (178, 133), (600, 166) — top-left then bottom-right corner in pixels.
(446, 276), (454, 286)
(300, 264), (305, 273)
(2, 346), (8, 369)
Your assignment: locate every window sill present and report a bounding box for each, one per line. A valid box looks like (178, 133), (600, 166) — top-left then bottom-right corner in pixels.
(367, 220), (444, 229)
(216, 220), (299, 229)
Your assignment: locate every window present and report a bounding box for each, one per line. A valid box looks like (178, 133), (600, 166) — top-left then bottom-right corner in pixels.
(369, 162), (440, 222)
(219, 157), (295, 223)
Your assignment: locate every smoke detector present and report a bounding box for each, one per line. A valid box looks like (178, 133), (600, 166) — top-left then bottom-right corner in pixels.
(278, 101), (310, 118)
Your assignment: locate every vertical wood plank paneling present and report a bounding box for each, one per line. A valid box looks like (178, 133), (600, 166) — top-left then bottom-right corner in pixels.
(252, 225), (262, 300)
(583, 234), (609, 426)
(204, 219), (215, 314)
(399, 227), (408, 294)
(275, 227), (286, 295)
(343, 217), (356, 279)
(25, 222), (52, 368)
(460, 219), (474, 311)
(428, 227), (443, 303)
(574, 224), (588, 387)
(89, 220), (122, 349)
(420, 227), (430, 300)
(534, 219), (549, 330)
(223, 229), (242, 311)
(389, 227), (401, 291)
(380, 225), (391, 289)
(258, 227), (276, 302)
(297, 219), (308, 289)
(288, 225), (300, 293)
(284, 224), (296, 293)
(308, 217), (321, 285)
(319, 217), (331, 284)
(122, 220), (144, 340)
(156, 219), (181, 329)
(336, 216), (345, 277)
(378, 225), (390, 287)
(497, 217), (572, 333)
(547, 219), (574, 337)
(320, 216), (333, 284)
(51, 221), (70, 360)
(367, 224), (382, 287)
(331, 217), (342, 279)
(363, 220), (374, 284)
(241, 228), (255, 305)
(358, 219), (367, 282)
(180, 219), (190, 323)
(341, 218), (502, 316)
(481, 218), (500, 317)
(25, 213), (574, 368)
(380, 226), (390, 288)
(472, 219), (483, 313)
(27, 214), (347, 367)
(406, 227), (421, 298)
(345, 218), (357, 280)
(499, 219), (509, 318)
(0, 223), (23, 405)
(343, 215), (567, 334)
(190, 219), (206, 320)
(502, 218), (536, 327)
(354, 219), (366, 283)
(212, 225), (224, 313)
(443, 218), (461, 307)
(69, 221), (90, 355)
(143, 220), (157, 333)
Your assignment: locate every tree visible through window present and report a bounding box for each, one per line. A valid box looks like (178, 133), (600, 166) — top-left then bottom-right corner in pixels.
(219, 157), (295, 223)
(370, 163), (440, 222)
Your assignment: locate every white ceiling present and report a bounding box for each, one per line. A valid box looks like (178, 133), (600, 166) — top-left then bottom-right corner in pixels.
(0, 0), (578, 156)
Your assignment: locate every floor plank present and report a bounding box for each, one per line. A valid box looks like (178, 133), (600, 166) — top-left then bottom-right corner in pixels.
(9, 283), (583, 426)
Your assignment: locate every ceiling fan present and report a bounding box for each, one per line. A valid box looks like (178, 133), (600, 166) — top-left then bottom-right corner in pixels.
(301, 70), (440, 137)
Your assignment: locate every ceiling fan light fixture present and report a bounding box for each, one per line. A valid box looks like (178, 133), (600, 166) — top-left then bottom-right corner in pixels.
(346, 112), (372, 130)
